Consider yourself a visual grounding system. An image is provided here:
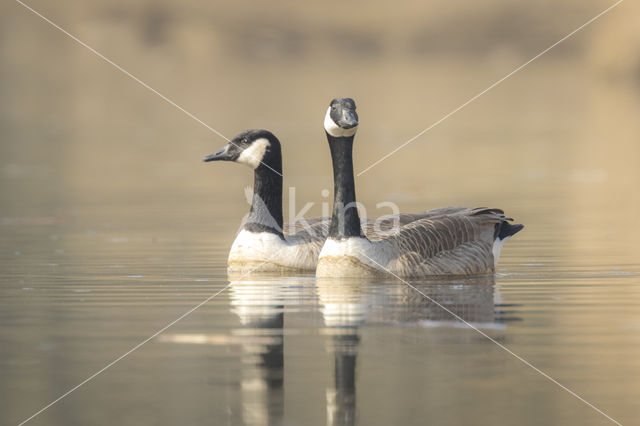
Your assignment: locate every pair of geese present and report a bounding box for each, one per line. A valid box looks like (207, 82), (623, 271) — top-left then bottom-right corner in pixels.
(204, 98), (523, 278)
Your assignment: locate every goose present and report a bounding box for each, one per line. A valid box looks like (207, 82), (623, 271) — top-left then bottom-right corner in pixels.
(204, 129), (415, 273)
(316, 98), (524, 277)
(204, 129), (329, 272)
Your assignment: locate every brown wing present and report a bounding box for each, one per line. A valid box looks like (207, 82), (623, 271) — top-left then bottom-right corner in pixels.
(362, 207), (476, 241)
(282, 208), (480, 243)
(386, 208), (505, 276)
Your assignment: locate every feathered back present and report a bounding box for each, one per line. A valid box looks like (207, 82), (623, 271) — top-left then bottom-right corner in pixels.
(380, 208), (516, 276)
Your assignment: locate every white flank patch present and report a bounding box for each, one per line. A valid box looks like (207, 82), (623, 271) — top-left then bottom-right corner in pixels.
(237, 138), (270, 169)
(324, 107), (358, 137)
(492, 236), (511, 266)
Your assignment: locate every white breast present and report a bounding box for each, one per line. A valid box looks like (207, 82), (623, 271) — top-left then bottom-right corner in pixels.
(319, 237), (372, 258)
(229, 230), (285, 259)
(228, 230), (319, 271)
(317, 237), (395, 277)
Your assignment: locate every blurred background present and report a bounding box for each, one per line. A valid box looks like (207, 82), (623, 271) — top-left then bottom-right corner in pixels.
(2, 0), (640, 425)
(2, 0), (639, 223)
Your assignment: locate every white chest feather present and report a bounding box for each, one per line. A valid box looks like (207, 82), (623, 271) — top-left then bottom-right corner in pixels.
(229, 230), (286, 259)
(228, 230), (319, 271)
(319, 237), (373, 258)
(317, 237), (394, 277)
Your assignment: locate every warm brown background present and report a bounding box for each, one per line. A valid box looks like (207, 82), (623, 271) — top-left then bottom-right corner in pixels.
(1, 1), (639, 425)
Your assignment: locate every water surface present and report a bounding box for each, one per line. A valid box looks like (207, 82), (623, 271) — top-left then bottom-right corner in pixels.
(2, 1), (640, 424)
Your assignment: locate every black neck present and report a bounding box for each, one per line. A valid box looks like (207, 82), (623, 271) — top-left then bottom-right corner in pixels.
(327, 133), (363, 239)
(245, 164), (284, 238)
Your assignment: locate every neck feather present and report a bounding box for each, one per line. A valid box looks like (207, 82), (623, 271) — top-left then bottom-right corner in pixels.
(327, 133), (363, 239)
(245, 164), (284, 238)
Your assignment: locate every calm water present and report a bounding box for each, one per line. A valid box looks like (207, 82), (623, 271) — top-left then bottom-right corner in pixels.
(1, 193), (639, 426)
(3, 1), (640, 424)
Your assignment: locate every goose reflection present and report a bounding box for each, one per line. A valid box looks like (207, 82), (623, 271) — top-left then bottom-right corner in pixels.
(227, 273), (512, 426)
(228, 273), (290, 426)
(316, 275), (503, 426)
(317, 278), (365, 426)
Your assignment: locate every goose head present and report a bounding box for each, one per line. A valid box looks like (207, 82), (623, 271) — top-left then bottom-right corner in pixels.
(203, 129), (281, 171)
(324, 98), (359, 138)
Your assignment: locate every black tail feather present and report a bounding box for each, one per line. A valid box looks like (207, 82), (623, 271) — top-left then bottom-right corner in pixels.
(495, 221), (524, 240)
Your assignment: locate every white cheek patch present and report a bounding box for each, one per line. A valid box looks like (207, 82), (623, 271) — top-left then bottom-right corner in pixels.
(324, 107), (358, 138)
(236, 138), (270, 169)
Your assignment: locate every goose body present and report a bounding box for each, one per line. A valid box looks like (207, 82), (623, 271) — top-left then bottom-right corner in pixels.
(316, 98), (523, 278)
(226, 217), (331, 272)
(317, 207), (521, 277)
(204, 129), (329, 272)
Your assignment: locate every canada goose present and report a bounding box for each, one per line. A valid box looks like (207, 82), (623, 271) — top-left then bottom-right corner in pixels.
(316, 98), (524, 277)
(204, 129), (329, 272)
